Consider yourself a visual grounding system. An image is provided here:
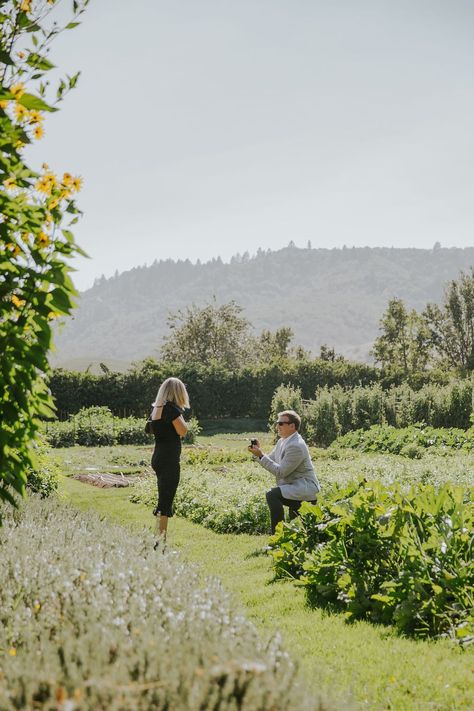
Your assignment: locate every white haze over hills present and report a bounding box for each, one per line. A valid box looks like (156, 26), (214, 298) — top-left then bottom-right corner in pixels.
(26, 1), (474, 293)
(52, 246), (474, 371)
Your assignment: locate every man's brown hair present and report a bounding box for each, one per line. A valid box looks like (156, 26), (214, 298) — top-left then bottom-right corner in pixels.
(278, 410), (301, 430)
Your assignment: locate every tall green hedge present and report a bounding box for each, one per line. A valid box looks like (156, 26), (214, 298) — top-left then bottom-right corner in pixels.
(48, 357), (379, 420)
(270, 378), (474, 447)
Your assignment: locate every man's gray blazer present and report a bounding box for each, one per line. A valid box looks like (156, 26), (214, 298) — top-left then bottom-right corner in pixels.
(258, 431), (321, 500)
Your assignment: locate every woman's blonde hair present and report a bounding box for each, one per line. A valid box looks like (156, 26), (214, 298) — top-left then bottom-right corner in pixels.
(153, 377), (190, 409)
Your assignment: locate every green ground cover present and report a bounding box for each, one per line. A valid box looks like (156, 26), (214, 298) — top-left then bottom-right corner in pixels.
(54, 439), (474, 710)
(1, 497), (323, 711)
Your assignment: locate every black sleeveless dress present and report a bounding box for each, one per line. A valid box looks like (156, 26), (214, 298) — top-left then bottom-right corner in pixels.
(150, 401), (183, 518)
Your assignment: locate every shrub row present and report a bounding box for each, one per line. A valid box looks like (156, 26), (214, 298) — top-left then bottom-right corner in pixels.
(0, 497), (328, 711)
(25, 439), (60, 497)
(130, 459), (272, 534)
(131, 446), (474, 535)
(269, 480), (474, 644)
(333, 424), (474, 457)
(43, 406), (200, 447)
(48, 358), (379, 420)
(271, 379), (474, 447)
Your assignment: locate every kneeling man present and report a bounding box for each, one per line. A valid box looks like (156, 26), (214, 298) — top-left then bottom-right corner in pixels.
(249, 410), (321, 534)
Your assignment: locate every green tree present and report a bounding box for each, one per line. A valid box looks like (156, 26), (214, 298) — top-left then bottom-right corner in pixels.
(255, 326), (294, 361)
(371, 298), (431, 376)
(0, 0), (89, 519)
(424, 268), (474, 371)
(161, 300), (252, 369)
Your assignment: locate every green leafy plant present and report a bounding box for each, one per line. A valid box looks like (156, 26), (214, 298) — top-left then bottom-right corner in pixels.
(270, 480), (474, 644)
(0, 0), (89, 519)
(43, 406), (202, 447)
(25, 436), (59, 497)
(333, 423), (474, 455)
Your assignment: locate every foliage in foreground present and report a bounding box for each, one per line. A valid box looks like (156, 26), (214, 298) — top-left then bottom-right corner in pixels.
(25, 438), (59, 497)
(270, 480), (474, 644)
(333, 424), (474, 457)
(0, 497), (330, 711)
(0, 0), (88, 517)
(43, 406), (201, 447)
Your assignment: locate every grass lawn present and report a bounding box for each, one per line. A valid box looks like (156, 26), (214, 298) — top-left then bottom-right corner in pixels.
(57, 446), (474, 711)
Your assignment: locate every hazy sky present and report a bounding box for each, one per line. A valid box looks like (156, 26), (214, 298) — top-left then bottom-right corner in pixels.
(27, 0), (474, 291)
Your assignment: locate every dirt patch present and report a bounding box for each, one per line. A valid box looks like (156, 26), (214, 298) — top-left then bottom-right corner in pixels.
(73, 472), (137, 488)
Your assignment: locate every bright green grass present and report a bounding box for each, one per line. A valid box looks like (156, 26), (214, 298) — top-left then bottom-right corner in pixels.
(58, 471), (474, 711)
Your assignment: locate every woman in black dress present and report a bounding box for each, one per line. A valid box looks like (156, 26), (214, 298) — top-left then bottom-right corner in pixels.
(149, 377), (190, 542)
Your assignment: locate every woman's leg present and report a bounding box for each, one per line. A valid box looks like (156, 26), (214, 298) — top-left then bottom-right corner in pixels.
(153, 464), (180, 544)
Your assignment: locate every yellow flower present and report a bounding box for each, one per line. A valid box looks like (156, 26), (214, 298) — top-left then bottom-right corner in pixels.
(3, 177), (16, 190)
(14, 103), (28, 122)
(28, 110), (43, 124)
(37, 232), (50, 246)
(8, 244), (22, 257)
(20, 0), (32, 12)
(12, 295), (26, 308)
(62, 172), (73, 186)
(35, 173), (56, 195)
(36, 177), (51, 194)
(44, 173), (57, 187)
(71, 176), (83, 192)
(10, 83), (25, 99)
(34, 124), (44, 139)
(34, 602), (41, 612)
(59, 189), (71, 201)
(0, 100), (8, 110)
(48, 197), (59, 210)
(8, 648), (16, 657)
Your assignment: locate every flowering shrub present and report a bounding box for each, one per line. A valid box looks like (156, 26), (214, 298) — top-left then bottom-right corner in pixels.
(269, 480), (474, 644)
(0, 497), (329, 710)
(0, 0), (89, 517)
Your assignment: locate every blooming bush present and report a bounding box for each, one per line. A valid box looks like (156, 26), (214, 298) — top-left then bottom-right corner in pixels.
(0, 497), (329, 710)
(0, 0), (89, 517)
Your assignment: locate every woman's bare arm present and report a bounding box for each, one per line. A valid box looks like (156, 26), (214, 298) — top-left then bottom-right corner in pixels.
(173, 415), (188, 437)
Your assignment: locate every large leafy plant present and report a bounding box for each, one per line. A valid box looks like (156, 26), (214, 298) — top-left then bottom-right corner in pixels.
(270, 480), (473, 644)
(0, 0), (89, 518)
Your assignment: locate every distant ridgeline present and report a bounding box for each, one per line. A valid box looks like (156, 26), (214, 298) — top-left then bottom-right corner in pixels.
(53, 245), (474, 369)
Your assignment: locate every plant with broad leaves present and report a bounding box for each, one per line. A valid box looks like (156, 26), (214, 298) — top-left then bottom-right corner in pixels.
(0, 0), (89, 519)
(269, 479), (474, 644)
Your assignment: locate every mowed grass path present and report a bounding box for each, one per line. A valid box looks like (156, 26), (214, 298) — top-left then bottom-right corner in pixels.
(58, 474), (473, 711)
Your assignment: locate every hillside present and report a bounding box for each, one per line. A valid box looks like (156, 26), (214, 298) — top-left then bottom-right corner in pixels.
(52, 245), (474, 368)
